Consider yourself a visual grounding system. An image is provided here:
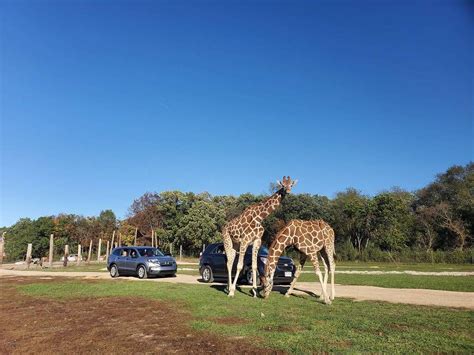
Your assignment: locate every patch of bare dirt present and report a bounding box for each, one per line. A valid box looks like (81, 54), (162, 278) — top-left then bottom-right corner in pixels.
(0, 277), (279, 354)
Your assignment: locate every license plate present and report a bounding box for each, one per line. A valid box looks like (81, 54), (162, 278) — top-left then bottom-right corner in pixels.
(284, 271), (292, 277)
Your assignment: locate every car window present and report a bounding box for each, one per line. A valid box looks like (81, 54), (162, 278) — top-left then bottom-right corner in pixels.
(112, 249), (121, 256)
(121, 249), (129, 257)
(213, 245), (225, 254)
(130, 249), (138, 258)
(139, 248), (165, 257)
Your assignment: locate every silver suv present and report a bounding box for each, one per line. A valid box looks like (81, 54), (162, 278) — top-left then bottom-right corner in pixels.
(107, 246), (177, 279)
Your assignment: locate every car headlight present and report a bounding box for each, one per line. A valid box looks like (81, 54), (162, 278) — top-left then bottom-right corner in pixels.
(259, 257), (268, 265)
(149, 259), (161, 266)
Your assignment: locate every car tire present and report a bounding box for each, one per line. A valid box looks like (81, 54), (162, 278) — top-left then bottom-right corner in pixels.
(246, 268), (261, 286)
(201, 265), (214, 283)
(110, 264), (120, 278)
(137, 265), (148, 279)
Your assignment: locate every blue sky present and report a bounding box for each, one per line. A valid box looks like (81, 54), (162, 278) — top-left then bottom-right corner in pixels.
(1, 0), (472, 226)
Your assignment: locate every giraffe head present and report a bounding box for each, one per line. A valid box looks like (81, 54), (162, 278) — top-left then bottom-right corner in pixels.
(276, 176), (298, 194)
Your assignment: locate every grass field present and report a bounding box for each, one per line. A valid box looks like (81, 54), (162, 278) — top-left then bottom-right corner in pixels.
(297, 273), (474, 292)
(19, 279), (474, 353)
(18, 261), (474, 292)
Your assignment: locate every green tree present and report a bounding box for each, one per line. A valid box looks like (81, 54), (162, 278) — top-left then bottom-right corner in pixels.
(370, 189), (414, 251)
(330, 188), (372, 252)
(175, 200), (226, 253)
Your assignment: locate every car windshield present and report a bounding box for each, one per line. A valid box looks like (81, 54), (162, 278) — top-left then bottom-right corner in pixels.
(138, 248), (164, 257)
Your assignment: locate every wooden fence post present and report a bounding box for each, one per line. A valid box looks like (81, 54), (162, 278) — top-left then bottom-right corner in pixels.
(118, 232), (122, 247)
(151, 230), (154, 248)
(97, 238), (102, 262)
(48, 234), (54, 267)
(77, 244), (82, 266)
(110, 230), (115, 254)
(26, 243), (32, 269)
(134, 227), (138, 246)
(87, 240), (93, 264)
(0, 232), (5, 265)
(63, 245), (69, 267)
(180, 245), (182, 261)
(106, 240), (110, 261)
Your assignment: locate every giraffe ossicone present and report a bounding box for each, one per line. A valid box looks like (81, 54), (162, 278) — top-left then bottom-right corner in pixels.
(261, 219), (336, 304)
(222, 176), (297, 297)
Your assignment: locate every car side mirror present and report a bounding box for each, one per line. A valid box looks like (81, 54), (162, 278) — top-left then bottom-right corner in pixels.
(165, 252), (172, 256)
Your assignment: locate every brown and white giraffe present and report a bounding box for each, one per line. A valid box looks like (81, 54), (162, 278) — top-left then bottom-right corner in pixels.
(261, 219), (336, 304)
(222, 176), (297, 297)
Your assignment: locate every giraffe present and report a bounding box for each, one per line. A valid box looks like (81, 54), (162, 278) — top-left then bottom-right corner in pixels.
(223, 176), (297, 297)
(260, 219), (336, 304)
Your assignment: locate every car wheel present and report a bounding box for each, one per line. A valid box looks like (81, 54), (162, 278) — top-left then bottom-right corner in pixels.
(137, 265), (148, 279)
(201, 265), (214, 283)
(110, 264), (119, 278)
(246, 268), (261, 286)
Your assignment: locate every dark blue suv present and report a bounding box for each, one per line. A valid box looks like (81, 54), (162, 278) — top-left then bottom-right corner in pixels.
(199, 243), (295, 285)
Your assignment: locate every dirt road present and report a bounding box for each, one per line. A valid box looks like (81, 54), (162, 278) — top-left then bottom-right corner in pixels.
(1, 268), (472, 309)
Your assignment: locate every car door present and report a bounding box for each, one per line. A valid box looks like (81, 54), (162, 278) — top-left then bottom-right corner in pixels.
(127, 248), (141, 273)
(231, 245), (252, 277)
(115, 248), (129, 272)
(211, 245), (227, 277)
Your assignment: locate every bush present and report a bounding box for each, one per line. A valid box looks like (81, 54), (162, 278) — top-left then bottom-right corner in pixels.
(331, 244), (473, 264)
(336, 241), (358, 261)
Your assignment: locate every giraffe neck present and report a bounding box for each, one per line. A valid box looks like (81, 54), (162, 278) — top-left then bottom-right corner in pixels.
(254, 188), (285, 223)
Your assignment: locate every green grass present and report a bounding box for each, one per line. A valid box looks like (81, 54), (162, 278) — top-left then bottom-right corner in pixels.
(304, 262), (474, 272)
(177, 267), (474, 292)
(41, 264), (107, 272)
(19, 280), (473, 353)
(22, 261), (474, 292)
(298, 272), (474, 292)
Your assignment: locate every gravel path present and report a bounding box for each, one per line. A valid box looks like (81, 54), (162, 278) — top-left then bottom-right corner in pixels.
(1, 268), (472, 309)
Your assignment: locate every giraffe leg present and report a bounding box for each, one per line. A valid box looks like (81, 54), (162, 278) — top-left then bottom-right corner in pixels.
(251, 239), (261, 298)
(228, 247), (246, 297)
(327, 247), (336, 301)
(310, 254), (330, 304)
(285, 253), (306, 297)
(225, 248), (236, 294)
(319, 249), (330, 292)
(222, 232), (236, 294)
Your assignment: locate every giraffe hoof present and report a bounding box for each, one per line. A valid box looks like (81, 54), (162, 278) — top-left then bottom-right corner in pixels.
(284, 293), (291, 298)
(251, 289), (257, 298)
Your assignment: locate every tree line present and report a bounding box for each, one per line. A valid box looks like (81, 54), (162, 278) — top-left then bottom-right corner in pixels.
(2, 162), (472, 263)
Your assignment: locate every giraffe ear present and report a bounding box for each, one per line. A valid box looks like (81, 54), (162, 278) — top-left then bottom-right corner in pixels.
(291, 179), (298, 187)
(276, 180), (282, 187)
